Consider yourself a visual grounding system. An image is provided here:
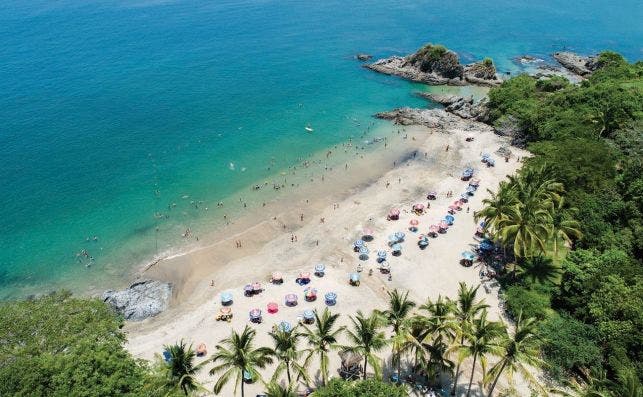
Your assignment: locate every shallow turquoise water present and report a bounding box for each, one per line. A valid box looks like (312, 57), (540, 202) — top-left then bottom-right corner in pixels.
(0, 0), (641, 298)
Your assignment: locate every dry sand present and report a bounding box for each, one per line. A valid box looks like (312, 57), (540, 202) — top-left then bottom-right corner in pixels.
(125, 110), (531, 396)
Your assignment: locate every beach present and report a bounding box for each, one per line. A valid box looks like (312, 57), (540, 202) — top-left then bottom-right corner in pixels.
(125, 109), (530, 396)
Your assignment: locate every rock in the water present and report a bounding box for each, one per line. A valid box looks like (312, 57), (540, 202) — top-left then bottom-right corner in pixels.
(356, 53), (373, 61)
(103, 279), (172, 321)
(415, 92), (463, 106)
(365, 43), (500, 87)
(552, 51), (599, 77)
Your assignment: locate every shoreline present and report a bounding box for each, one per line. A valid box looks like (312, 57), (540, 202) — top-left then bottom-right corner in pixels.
(125, 109), (532, 395)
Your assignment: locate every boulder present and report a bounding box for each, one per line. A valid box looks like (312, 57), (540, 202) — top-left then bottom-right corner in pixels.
(356, 53), (373, 61)
(552, 51), (599, 77)
(103, 279), (172, 321)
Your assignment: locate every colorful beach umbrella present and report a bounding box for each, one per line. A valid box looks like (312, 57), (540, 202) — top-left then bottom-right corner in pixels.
(271, 271), (283, 281)
(353, 239), (364, 248)
(409, 219), (419, 226)
(389, 208), (400, 216)
(445, 215), (455, 224)
(219, 307), (232, 315)
(251, 282), (262, 291)
(325, 292), (337, 301)
(315, 263), (325, 272)
(438, 221), (449, 229)
(380, 262), (391, 271)
(304, 287), (317, 298)
(303, 309), (315, 320)
(249, 308), (261, 319)
(278, 321), (292, 332)
(388, 234), (398, 243)
(391, 243), (402, 252)
(350, 273), (360, 282)
(377, 250), (387, 259)
(427, 191), (437, 199)
(462, 251), (476, 261)
(429, 225), (439, 233)
(220, 292), (233, 303)
(285, 293), (297, 303)
(267, 302), (279, 313)
(394, 231), (405, 240)
(359, 246), (369, 255)
(298, 272), (310, 280)
(413, 203), (425, 211)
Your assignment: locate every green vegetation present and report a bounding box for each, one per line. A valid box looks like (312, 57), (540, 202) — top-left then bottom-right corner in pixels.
(483, 57), (494, 67)
(312, 378), (408, 396)
(416, 43), (448, 61)
(481, 51), (643, 394)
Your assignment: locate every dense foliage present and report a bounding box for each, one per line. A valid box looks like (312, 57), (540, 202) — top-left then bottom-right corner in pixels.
(312, 378), (408, 397)
(484, 52), (643, 392)
(0, 292), (150, 397)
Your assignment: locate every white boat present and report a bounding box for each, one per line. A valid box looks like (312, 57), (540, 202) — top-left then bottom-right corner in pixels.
(305, 124), (314, 132)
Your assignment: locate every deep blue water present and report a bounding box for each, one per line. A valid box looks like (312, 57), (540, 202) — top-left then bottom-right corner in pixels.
(0, 0), (641, 298)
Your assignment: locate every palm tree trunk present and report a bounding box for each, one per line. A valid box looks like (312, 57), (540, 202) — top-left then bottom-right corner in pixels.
(241, 380), (245, 397)
(286, 363), (292, 384)
(396, 351), (401, 381)
(363, 355), (368, 380)
(487, 360), (507, 397)
(451, 335), (465, 396)
(466, 354), (478, 397)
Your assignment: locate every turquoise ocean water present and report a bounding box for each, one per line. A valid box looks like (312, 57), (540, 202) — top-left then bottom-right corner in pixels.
(1, 0), (641, 298)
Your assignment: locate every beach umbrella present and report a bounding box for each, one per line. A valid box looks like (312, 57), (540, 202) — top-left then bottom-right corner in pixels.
(409, 219), (419, 226)
(470, 178), (481, 186)
(271, 271), (283, 281)
(394, 231), (405, 240)
(482, 153), (490, 161)
(453, 200), (463, 207)
(304, 287), (317, 299)
(243, 284), (253, 294)
(243, 370), (252, 382)
(303, 310), (315, 321)
(480, 221), (486, 227)
(380, 262), (391, 271)
(279, 321), (292, 332)
(448, 204), (459, 212)
(251, 282), (262, 291)
(324, 292), (337, 302)
(462, 251), (476, 261)
(412, 203), (425, 211)
(445, 214), (455, 224)
(479, 239), (494, 251)
(315, 263), (325, 273)
(353, 239), (364, 248)
(285, 293), (298, 304)
(350, 273), (360, 282)
(359, 246), (369, 255)
(429, 225), (439, 235)
(249, 308), (261, 319)
(460, 193), (469, 202)
(362, 228), (374, 240)
(427, 191), (437, 200)
(299, 272), (310, 280)
(388, 234), (398, 244)
(221, 292), (233, 304)
(487, 158), (495, 166)
(219, 307), (232, 315)
(267, 302), (279, 313)
(438, 221), (449, 230)
(377, 250), (387, 259)
(389, 208), (400, 216)
(391, 243), (402, 252)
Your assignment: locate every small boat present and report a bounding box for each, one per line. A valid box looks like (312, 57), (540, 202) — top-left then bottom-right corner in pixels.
(305, 124), (314, 132)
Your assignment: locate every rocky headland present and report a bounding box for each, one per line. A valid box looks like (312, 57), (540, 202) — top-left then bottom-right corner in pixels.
(365, 43), (500, 87)
(415, 92), (490, 122)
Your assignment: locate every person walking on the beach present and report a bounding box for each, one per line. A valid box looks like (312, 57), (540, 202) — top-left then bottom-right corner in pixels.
(445, 144), (449, 152)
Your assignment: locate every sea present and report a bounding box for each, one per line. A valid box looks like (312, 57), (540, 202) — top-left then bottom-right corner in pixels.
(1, 0), (641, 299)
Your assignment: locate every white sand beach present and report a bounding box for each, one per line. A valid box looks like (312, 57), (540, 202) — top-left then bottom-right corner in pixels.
(125, 110), (530, 396)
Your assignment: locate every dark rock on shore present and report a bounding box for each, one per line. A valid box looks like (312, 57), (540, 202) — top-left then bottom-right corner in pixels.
(416, 92), (490, 122)
(552, 51), (600, 77)
(365, 43), (500, 87)
(103, 279), (172, 321)
(356, 53), (373, 61)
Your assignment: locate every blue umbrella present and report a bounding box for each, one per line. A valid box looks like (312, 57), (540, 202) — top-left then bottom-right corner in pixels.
(303, 310), (315, 320)
(394, 231), (405, 240)
(391, 243), (402, 252)
(359, 246), (369, 255)
(479, 240), (494, 251)
(482, 153), (490, 160)
(243, 370), (252, 381)
(354, 239), (364, 248)
(350, 273), (360, 282)
(324, 292), (337, 301)
(377, 250), (387, 259)
(480, 221), (486, 227)
(315, 263), (325, 272)
(279, 321), (292, 332)
(419, 238), (429, 247)
(388, 234), (398, 243)
(445, 214), (455, 225)
(462, 251), (476, 261)
(221, 292), (233, 303)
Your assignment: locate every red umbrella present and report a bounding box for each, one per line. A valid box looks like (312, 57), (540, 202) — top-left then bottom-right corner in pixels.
(299, 272), (311, 280)
(413, 203), (425, 211)
(389, 208), (400, 216)
(429, 225), (439, 233)
(439, 221), (449, 229)
(409, 219), (419, 226)
(267, 302), (278, 313)
(251, 282), (262, 291)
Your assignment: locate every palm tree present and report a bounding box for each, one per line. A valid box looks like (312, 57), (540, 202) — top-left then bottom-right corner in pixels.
(345, 310), (388, 380)
(209, 326), (274, 397)
(268, 326), (308, 384)
(515, 255), (562, 286)
(263, 381), (297, 397)
(416, 296), (457, 384)
(485, 312), (545, 396)
(162, 339), (206, 395)
(301, 308), (345, 386)
(475, 181), (518, 234)
(550, 368), (611, 397)
(550, 197), (582, 259)
(450, 283), (488, 396)
(458, 310), (504, 397)
(497, 196), (553, 259)
(380, 289), (416, 380)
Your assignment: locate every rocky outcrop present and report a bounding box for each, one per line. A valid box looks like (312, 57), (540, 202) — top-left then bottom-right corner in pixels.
(375, 107), (488, 130)
(552, 51), (600, 77)
(494, 115), (526, 147)
(365, 44), (500, 87)
(103, 279), (172, 321)
(356, 53), (373, 61)
(416, 92), (490, 122)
